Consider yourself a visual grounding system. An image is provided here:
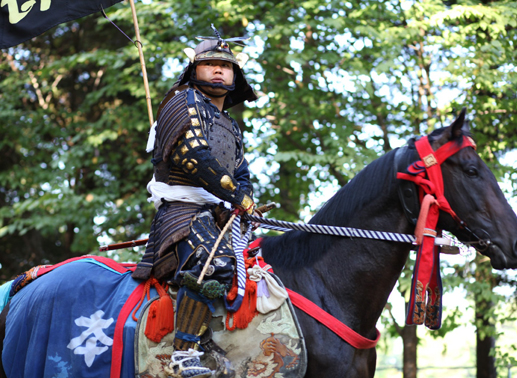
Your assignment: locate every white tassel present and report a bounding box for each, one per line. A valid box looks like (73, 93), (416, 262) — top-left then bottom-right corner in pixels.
(146, 121), (157, 153)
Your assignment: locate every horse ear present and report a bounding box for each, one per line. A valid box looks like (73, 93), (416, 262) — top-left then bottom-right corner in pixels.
(432, 108), (468, 148)
(449, 108), (467, 139)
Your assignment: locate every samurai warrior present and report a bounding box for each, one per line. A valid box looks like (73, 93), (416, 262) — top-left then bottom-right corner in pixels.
(132, 25), (258, 378)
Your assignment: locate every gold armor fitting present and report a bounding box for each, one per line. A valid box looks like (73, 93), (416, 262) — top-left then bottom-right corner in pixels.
(241, 194), (255, 214)
(220, 175), (236, 192)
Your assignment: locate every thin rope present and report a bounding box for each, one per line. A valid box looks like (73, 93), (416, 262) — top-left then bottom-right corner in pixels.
(244, 214), (416, 244)
(101, 6), (138, 46)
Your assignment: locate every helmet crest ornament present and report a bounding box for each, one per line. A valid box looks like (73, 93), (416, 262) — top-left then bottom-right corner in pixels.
(196, 24), (249, 50)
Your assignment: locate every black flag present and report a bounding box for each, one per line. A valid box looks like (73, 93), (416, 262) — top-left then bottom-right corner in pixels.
(0, 0), (123, 49)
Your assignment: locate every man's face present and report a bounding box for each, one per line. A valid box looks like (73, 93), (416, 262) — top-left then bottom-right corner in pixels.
(195, 59), (234, 97)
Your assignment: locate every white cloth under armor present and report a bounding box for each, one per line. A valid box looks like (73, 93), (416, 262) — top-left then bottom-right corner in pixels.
(147, 176), (222, 210)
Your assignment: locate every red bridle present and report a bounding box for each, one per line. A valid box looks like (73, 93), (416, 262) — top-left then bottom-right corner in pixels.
(397, 135), (476, 227)
(396, 134), (476, 329)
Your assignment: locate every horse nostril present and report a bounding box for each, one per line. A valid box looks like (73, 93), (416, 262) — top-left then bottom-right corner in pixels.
(514, 239), (517, 257)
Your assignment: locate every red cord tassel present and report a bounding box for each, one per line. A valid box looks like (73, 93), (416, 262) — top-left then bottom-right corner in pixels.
(226, 260), (259, 330)
(139, 278), (175, 343)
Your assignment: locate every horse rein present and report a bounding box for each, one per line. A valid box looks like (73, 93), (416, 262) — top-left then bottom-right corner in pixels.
(100, 136), (490, 252)
(457, 223), (492, 251)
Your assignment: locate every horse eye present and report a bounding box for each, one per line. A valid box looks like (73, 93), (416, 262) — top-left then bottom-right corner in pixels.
(466, 167), (478, 177)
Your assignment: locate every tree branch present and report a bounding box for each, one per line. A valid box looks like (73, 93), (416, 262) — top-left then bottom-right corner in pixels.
(28, 71), (48, 110)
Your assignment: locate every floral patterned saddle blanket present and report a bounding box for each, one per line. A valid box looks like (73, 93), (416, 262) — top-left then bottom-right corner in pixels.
(135, 274), (307, 378)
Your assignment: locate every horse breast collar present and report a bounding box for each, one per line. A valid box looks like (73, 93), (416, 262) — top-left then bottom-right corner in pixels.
(397, 134), (476, 329)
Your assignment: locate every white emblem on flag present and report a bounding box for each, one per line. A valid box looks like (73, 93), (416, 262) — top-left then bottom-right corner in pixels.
(1, 0), (51, 24)
(67, 310), (114, 367)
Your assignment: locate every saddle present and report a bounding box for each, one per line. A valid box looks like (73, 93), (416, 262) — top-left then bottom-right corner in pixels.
(135, 273), (307, 378)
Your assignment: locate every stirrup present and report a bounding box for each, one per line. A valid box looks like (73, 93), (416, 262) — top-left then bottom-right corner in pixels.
(164, 349), (213, 378)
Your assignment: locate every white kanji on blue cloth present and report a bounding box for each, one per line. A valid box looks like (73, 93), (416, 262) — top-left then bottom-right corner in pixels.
(67, 310), (114, 367)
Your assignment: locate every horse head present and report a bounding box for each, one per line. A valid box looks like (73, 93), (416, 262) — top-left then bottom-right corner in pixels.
(429, 109), (517, 269)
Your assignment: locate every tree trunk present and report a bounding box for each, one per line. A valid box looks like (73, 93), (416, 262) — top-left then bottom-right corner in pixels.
(402, 325), (418, 378)
(476, 325), (496, 378)
(475, 257), (497, 378)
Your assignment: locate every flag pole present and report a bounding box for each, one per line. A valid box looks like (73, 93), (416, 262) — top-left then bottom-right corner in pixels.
(128, 0), (154, 128)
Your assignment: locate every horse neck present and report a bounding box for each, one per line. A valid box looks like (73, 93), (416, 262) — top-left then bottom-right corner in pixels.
(261, 150), (414, 336)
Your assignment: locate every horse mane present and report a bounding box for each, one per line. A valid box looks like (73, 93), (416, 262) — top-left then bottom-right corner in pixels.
(310, 148), (399, 226)
(261, 147), (400, 269)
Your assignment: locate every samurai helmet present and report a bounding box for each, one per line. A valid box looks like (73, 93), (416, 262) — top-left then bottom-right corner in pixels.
(169, 24), (257, 110)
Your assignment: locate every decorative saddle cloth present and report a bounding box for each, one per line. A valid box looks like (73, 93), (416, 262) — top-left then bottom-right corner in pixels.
(135, 273), (307, 378)
(2, 257), (149, 378)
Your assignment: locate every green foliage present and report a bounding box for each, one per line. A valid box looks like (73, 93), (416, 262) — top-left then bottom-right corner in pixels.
(0, 9), (158, 279)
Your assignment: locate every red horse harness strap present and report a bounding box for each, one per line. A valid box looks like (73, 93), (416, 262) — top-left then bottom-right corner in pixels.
(397, 135), (476, 226)
(286, 289), (380, 349)
(396, 135), (476, 329)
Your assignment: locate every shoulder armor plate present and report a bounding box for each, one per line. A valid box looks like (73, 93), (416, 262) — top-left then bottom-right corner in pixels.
(156, 89), (202, 162)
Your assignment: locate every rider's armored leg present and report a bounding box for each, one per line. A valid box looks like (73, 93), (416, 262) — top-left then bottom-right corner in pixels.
(173, 288), (213, 351)
(167, 288), (213, 378)
(174, 210), (236, 291)
(169, 211), (237, 378)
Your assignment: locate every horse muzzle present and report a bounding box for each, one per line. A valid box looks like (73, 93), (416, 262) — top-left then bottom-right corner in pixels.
(466, 228), (517, 270)
(484, 239), (517, 270)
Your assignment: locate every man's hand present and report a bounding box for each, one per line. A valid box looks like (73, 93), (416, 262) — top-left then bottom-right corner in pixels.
(250, 208), (263, 231)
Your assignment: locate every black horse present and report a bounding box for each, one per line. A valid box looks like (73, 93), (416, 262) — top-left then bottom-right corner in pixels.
(260, 111), (517, 377)
(1, 111), (517, 378)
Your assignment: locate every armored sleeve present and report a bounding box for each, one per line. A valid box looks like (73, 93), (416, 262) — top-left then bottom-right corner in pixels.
(234, 156), (253, 202)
